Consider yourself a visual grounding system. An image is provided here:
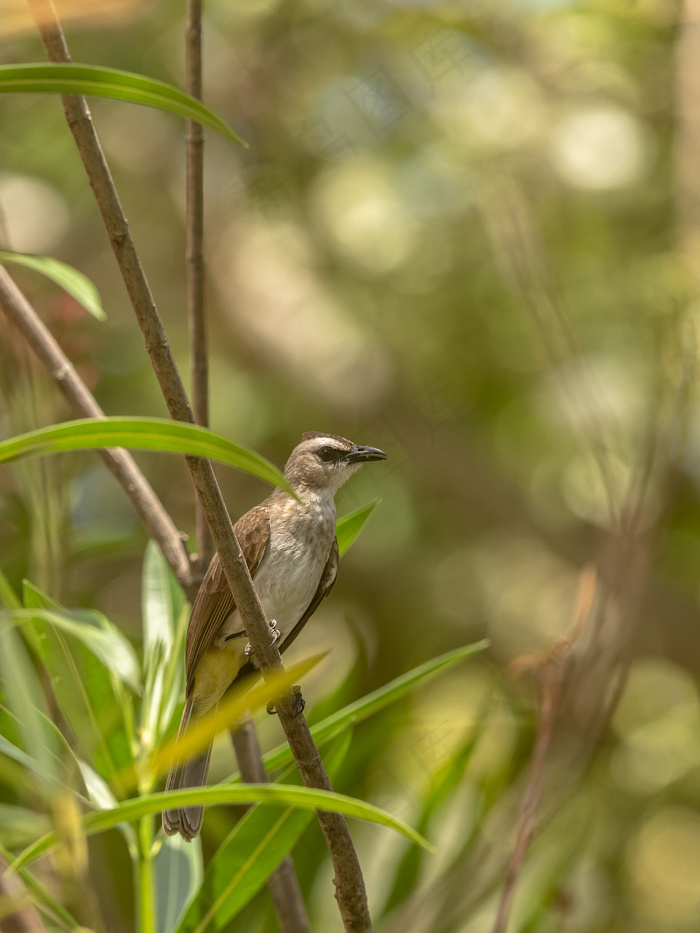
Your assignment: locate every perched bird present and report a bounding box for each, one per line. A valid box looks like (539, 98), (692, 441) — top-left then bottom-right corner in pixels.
(162, 432), (387, 841)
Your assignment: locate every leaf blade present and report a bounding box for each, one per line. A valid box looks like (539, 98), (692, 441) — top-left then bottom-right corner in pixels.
(0, 251), (106, 320)
(176, 730), (352, 933)
(336, 499), (380, 556)
(0, 63), (246, 145)
(263, 642), (490, 775)
(0, 417), (292, 494)
(13, 782), (432, 871)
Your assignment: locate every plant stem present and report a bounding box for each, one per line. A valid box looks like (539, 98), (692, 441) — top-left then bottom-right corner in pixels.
(231, 722), (312, 933)
(138, 815), (156, 933)
(185, 0), (212, 576)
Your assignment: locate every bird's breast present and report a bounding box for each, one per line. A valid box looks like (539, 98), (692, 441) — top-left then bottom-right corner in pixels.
(255, 507), (333, 634)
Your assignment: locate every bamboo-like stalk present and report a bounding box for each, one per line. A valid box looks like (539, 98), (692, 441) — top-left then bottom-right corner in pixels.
(26, 1), (373, 928)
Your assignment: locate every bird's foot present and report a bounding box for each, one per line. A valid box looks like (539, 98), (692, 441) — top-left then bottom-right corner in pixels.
(267, 685), (305, 718)
(244, 619), (280, 656)
(291, 684), (305, 718)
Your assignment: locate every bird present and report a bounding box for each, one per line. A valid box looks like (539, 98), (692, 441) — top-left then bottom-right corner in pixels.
(162, 431), (387, 841)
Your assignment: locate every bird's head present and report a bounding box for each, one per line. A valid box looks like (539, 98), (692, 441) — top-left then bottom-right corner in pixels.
(284, 432), (387, 497)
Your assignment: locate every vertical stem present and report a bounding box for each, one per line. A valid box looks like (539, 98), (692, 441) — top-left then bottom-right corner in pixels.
(231, 723), (312, 933)
(185, 0), (213, 574)
(138, 815), (156, 933)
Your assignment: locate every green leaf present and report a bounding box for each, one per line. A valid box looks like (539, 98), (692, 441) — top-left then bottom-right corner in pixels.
(156, 834), (203, 933)
(17, 582), (137, 787)
(140, 542), (186, 751)
(0, 565), (21, 610)
(0, 804), (51, 851)
(382, 726), (480, 915)
(0, 707), (87, 799)
(0, 251), (106, 320)
(0, 839), (81, 930)
(336, 499), (380, 556)
(262, 642), (490, 775)
(0, 63), (246, 146)
(176, 730), (352, 933)
(13, 782), (433, 871)
(0, 734), (39, 774)
(0, 417), (293, 495)
(20, 585), (141, 693)
(0, 625), (60, 791)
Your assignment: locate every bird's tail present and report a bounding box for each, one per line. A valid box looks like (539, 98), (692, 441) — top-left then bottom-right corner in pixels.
(162, 696), (213, 842)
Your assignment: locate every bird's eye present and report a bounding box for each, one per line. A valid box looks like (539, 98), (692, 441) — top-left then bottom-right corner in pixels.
(317, 446), (335, 462)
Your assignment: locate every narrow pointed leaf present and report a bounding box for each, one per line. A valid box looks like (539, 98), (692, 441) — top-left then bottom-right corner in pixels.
(176, 730), (352, 933)
(262, 641), (490, 775)
(135, 655), (326, 789)
(0, 841), (81, 930)
(0, 63), (246, 145)
(13, 783), (432, 871)
(0, 417), (293, 495)
(0, 626), (59, 789)
(0, 251), (106, 320)
(18, 583), (137, 785)
(141, 541), (186, 747)
(20, 585), (141, 693)
(336, 499), (380, 556)
(156, 834), (203, 933)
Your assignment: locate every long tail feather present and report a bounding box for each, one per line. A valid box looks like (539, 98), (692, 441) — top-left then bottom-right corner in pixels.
(162, 697), (213, 842)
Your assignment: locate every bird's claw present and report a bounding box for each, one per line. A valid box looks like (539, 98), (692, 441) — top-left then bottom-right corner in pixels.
(267, 685), (305, 718)
(244, 619), (280, 656)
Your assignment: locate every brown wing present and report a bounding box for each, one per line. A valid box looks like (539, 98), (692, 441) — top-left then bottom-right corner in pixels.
(184, 505), (270, 696)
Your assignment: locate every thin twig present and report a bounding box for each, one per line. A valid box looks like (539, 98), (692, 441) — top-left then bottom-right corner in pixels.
(26, 0), (197, 430)
(476, 176), (622, 532)
(492, 569), (597, 933)
(182, 3), (311, 924)
(185, 0), (212, 574)
(27, 4), (372, 928)
(231, 723), (312, 933)
(0, 266), (195, 598)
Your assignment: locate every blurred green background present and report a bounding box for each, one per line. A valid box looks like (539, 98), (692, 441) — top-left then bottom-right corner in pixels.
(3, 0), (700, 930)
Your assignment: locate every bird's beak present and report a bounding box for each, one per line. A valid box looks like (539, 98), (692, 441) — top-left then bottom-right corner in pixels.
(345, 445), (387, 464)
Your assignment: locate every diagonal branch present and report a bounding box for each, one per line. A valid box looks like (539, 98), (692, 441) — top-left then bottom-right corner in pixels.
(27, 2), (373, 928)
(0, 265), (195, 598)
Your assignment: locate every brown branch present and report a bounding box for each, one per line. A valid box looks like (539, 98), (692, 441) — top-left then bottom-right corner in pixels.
(26, 3), (372, 928)
(231, 723), (312, 933)
(0, 265), (195, 598)
(185, 0), (212, 574)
